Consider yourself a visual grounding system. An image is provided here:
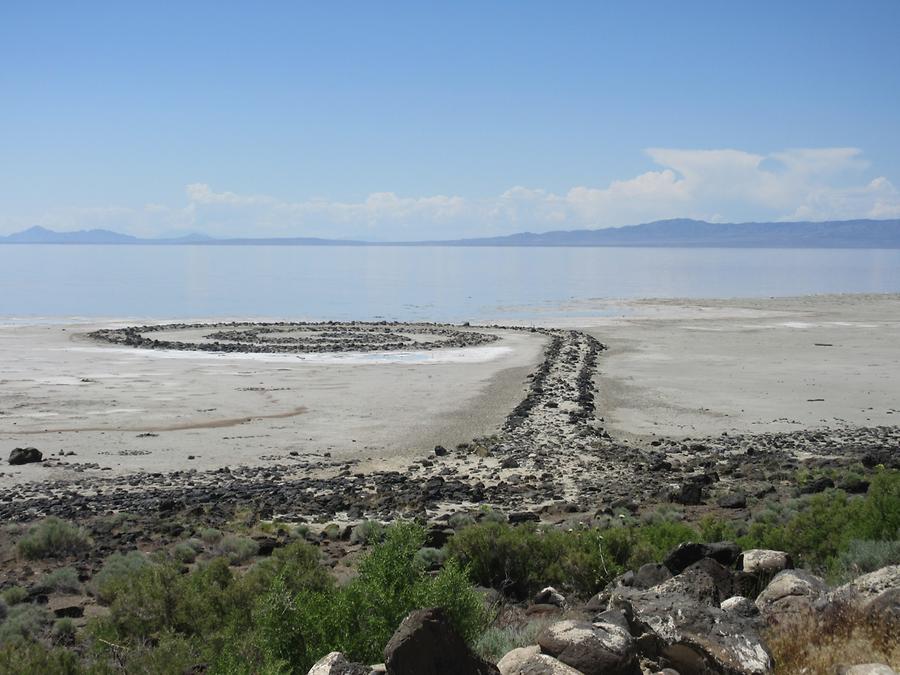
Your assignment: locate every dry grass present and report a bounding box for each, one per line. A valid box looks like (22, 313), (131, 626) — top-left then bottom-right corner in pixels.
(766, 603), (899, 674)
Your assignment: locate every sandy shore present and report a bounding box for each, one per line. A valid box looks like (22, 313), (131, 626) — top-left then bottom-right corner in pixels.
(570, 294), (900, 441)
(1, 294), (898, 490)
(0, 322), (546, 487)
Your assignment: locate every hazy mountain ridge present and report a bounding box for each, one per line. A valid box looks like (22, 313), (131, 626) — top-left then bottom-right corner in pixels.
(2, 218), (899, 247)
(440, 218), (900, 247)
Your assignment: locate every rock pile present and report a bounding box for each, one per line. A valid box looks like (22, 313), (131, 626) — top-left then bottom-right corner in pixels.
(89, 321), (502, 354)
(301, 557), (899, 675)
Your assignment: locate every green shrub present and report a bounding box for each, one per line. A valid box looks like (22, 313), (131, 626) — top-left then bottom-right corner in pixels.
(172, 541), (199, 564)
(321, 523), (341, 540)
(738, 468), (900, 573)
(51, 617), (76, 644)
(101, 631), (205, 675)
(1, 587), (27, 606)
(99, 562), (185, 639)
(0, 599), (6, 622)
(217, 535), (259, 565)
(91, 551), (151, 604)
(859, 468), (900, 539)
(33, 567), (82, 594)
(447, 516), (737, 599)
(448, 512), (476, 529)
(0, 603), (52, 646)
(415, 546), (448, 569)
(475, 617), (552, 663)
(448, 521), (635, 599)
(257, 519), (294, 536)
(199, 528), (223, 546)
(217, 522), (487, 673)
(98, 557), (247, 641)
(350, 520), (386, 545)
(640, 505), (685, 525)
(0, 641), (82, 674)
(92, 540), (334, 664)
(17, 517), (91, 560)
(831, 539), (900, 582)
(242, 540), (333, 598)
(478, 507), (506, 524)
(698, 515), (741, 543)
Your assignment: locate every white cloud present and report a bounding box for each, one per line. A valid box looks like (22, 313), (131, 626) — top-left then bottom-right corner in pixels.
(13, 146), (900, 239)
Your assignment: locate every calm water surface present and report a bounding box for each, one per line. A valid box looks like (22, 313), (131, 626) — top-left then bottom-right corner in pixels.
(2, 245), (898, 321)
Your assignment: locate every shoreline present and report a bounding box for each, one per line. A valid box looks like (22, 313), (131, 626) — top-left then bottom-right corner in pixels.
(1, 293), (898, 510)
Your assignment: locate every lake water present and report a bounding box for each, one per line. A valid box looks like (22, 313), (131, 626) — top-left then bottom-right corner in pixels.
(2, 245), (899, 322)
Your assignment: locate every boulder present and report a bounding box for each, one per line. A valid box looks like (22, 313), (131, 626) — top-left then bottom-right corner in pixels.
(307, 652), (369, 675)
(254, 537), (279, 557)
(610, 586), (773, 675)
(865, 588), (900, 625)
(663, 542), (740, 575)
(829, 565), (900, 607)
(593, 608), (631, 632)
(497, 646), (583, 675)
(737, 550), (792, 575)
(755, 569), (828, 625)
(653, 558), (734, 606)
(633, 563), (672, 589)
(720, 596), (759, 617)
(717, 491), (747, 509)
(537, 619), (638, 675)
(52, 605), (84, 619)
(533, 586), (566, 608)
(8, 447), (43, 465)
(383, 608), (499, 675)
(670, 480), (704, 505)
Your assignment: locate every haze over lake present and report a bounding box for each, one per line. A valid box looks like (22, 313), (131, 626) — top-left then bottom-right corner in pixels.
(2, 245), (898, 321)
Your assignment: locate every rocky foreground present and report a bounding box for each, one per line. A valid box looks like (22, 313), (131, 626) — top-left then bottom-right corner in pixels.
(310, 553), (900, 675)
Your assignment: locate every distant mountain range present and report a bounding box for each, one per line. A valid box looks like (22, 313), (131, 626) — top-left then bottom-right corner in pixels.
(0, 226), (215, 245)
(2, 219), (899, 248)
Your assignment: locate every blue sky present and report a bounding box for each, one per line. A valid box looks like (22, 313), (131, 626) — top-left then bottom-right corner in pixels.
(2, 1), (899, 240)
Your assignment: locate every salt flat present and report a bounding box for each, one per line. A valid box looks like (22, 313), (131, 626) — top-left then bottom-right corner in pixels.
(2, 294), (898, 489)
(0, 322), (545, 487)
(573, 294), (900, 441)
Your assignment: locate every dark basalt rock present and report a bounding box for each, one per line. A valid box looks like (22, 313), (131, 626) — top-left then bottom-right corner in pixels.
(610, 585), (773, 675)
(383, 607), (499, 675)
(670, 480), (704, 505)
(663, 542), (741, 575)
(53, 605), (84, 619)
(717, 491), (748, 509)
(633, 563), (673, 590)
(9, 447), (43, 465)
(537, 619), (640, 675)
